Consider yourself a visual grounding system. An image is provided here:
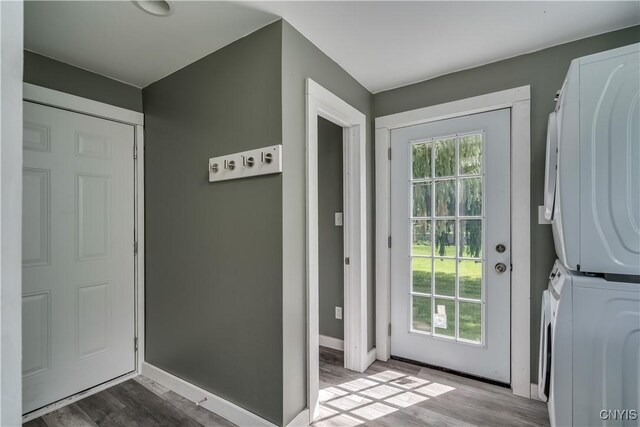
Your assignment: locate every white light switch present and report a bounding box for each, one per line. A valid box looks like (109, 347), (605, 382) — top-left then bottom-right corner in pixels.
(538, 205), (552, 225)
(335, 307), (343, 320)
(335, 212), (343, 226)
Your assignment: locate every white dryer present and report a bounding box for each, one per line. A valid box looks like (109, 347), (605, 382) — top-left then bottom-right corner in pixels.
(539, 261), (640, 427)
(547, 43), (640, 276)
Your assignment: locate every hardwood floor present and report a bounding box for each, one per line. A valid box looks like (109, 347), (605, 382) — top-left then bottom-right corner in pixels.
(315, 346), (550, 427)
(25, 348), (549, 427)
(24, 377), (236, 427)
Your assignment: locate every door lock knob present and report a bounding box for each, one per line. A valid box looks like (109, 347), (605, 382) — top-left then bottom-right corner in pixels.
(495, 263), (507, 273)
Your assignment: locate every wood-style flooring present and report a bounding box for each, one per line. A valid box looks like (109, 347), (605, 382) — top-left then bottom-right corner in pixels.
(24, 376), (235, 427)
(315, 347), (550, 427)
(25, 348), (549, 426)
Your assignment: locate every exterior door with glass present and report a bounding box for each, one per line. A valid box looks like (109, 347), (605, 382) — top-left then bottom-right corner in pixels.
(390, 109), (511, 383)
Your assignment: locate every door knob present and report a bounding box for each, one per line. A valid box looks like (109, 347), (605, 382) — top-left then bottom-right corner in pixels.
(495, 263), (507, 273)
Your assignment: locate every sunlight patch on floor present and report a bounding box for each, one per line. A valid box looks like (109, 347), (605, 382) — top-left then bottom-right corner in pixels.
(314, 369), (456, 426)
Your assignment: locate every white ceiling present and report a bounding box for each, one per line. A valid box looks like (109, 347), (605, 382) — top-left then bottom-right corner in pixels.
(25, 1), (279, 88)
(25, 1), (639, 92)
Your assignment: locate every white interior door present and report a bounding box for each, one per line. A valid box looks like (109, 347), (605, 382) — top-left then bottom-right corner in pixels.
(22, 101), (136, 413)
(390, 109), (511, 383)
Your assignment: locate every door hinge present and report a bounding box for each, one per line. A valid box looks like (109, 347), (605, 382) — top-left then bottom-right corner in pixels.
(388, 236), (392, 248)
(388, 147), (392, 160)
(134, 241), (138, 255)
(388, 323), (392, 336)
(345, 257), (350, 265)
(133, 143), (138, 159)
(134, 337), (138, 352)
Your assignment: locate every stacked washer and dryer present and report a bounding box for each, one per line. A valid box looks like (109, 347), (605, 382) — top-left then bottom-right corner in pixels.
(539, 43), (640, 426)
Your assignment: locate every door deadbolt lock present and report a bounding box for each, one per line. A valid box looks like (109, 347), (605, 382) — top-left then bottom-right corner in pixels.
(496, 244), (506, 253)
(495, 263), (507, 273)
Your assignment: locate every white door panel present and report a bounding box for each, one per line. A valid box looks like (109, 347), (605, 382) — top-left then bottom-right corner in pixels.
(390, 109), (511, 383)
(22, 101), (135, 413)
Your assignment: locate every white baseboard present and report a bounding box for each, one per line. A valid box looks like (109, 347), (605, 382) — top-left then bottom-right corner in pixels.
(286, 408), (310, 427)
(530, 383), (545, 402)
(141, 362), (276, 427)
(319, 334), (344, 351)
(366, 348), (377, 369)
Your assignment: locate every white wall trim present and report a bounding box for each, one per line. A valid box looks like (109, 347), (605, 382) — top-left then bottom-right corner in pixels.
(20, 84), (146, 418)
(530, 383), (544, 402)
(319, 335), (344, 351)
(134, 125), (145, 374)
(510, 98), (531, 398)
(375, 86), (530, 130)
(374, 86), (531, 399)
(374, 127), (391, 363)
(142, 363), (276, 427)
(306, 79), (368, 423)
(23, 83), (144, 126)
(366, 348), (377, 369)
(1, 2), (24, 424)
(22, 372), (137, 423)
(286, 409), (310, 427)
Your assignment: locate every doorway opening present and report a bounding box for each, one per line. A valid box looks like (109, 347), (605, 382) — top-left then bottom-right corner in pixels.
(318, 117), (347, 355)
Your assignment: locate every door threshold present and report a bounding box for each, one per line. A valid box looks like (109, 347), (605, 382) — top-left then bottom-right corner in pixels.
(22, 370), (137, 422)
(390, 355), (510, 388)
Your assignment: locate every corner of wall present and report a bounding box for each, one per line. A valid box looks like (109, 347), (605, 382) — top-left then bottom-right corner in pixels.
(280, 19), (308, 427)
(280, 19), (376, 424)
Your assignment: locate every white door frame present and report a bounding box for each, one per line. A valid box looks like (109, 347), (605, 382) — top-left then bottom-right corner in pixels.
(306, 79), (369, 422)
(375, 86), (532, 398)
(20, 83), (145, 421)
(1, 2), (24, 424)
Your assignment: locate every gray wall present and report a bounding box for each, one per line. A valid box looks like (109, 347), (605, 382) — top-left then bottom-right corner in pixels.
(23, 51), (143, 112)
(373, 25), (640, 382)
(318, 117), (344, 340)
(281, 20), (374, 424)
(143, 22), (284, 425)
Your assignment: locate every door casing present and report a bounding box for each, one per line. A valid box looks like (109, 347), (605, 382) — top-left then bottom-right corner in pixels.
(21, 83), (145, 422)
(305, 78), (371, 424)
(375, 86), (532, 398)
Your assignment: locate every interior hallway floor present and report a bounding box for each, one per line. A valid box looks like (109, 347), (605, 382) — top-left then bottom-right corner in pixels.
(24, 348), (549, 427)
(23, 376), (236, 427)
(315, 346), (550, 427)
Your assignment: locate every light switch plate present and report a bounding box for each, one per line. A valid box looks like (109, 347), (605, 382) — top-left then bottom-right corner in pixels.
(538, 205), (552, 225)
(209, 144), (282, 182)
(335, 307), (343, 320)
(335, 212), (343, 226)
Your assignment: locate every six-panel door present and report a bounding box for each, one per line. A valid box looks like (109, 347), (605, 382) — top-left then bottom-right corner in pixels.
(22, 101), (136, 413)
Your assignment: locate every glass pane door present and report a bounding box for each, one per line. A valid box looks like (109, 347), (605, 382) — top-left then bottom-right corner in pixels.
(390, 108), (510, 383)
(409, 132), (484, 344)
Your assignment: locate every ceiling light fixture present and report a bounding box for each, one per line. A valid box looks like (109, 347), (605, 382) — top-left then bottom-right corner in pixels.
(133, 0), (173, 17)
